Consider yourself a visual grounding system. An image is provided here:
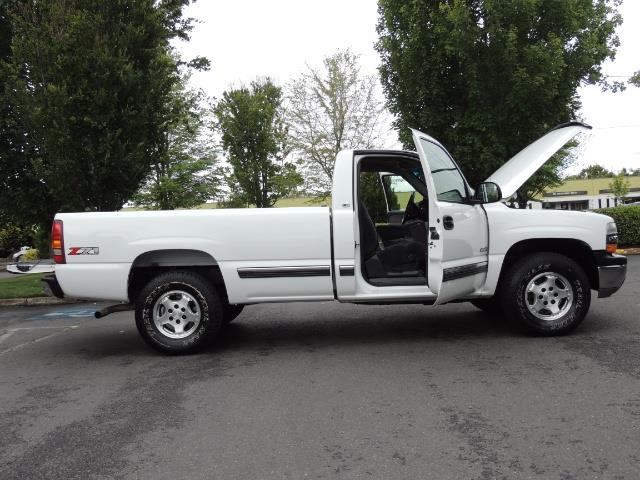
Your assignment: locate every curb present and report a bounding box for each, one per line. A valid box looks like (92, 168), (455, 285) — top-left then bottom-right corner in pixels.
(0, 297), (87, 307)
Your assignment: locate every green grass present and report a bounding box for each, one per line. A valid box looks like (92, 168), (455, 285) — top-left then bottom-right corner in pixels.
(274, 197), (328, 207)
(0, 273), (47, 299)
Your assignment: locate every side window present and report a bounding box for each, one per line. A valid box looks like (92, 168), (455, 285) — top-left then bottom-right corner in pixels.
(382, 175), (424, 211)
(419, 139), (467, 203)
(359, 171), (388, 224)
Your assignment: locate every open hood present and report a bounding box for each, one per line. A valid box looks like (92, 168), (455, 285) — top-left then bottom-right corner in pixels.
(485, 122), (592, 199)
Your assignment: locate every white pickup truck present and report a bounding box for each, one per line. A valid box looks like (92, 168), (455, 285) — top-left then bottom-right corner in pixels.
(43, 123), (627, 354)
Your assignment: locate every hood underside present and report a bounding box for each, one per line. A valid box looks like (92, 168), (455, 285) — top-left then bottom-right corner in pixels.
(485, 122), (592, 199)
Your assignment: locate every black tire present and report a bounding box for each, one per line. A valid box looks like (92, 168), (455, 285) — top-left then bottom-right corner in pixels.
(470, 298), (502, 314)
(135, 270), (223, 354)
(223, 304), (245, 324)
(500, 252), (591, 335)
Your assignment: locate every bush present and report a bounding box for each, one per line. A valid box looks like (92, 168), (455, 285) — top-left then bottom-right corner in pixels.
(594, 205), (640, 247)
(0, 224), (35, 258)
(22, 248), (40, 261)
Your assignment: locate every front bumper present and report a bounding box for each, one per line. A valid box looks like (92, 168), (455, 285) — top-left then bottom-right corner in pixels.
(42, 274), (64, 299)
(596, 253), (627, 298)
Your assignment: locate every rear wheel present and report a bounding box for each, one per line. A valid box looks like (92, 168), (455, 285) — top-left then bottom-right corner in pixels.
(135, 270), (222, 354)
(501, 252), (591, 335)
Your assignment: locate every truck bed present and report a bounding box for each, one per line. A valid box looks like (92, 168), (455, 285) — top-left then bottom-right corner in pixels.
(56, 207), (333, 303)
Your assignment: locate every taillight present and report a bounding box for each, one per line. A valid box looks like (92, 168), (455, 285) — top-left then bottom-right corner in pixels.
(606, 221), (618, 254)
(51, 219), (65, 264)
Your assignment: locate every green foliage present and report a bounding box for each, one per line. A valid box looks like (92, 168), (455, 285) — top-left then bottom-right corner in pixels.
(0, 0), (199, 229)
(594, 205), (640, 247)
(0, 272), (47, 299)
(0, 223), (34, 257)
(22, 248), (39, 261)
(567, 164), (615, 180)
(215, 79), (302, 208)
(134, 78), (221, 210)
(360, 172), (388, 224)
(287, 49), (387, 197)
(376, 0), (622, 204)
(619, 167), (640, 176)
(609, 173), (630, 200)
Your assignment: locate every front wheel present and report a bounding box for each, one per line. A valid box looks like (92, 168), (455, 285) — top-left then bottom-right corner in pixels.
(470, 298), (502, 314)
(135, 270), (223, 354)
(223, 304), (244, 324)
(501, 252), (591, 335)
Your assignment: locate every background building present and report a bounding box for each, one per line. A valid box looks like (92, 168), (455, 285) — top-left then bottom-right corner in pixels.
(540, 176), (640, 210)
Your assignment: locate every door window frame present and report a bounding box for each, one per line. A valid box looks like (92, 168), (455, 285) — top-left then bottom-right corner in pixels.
(419, 138), (473, 203)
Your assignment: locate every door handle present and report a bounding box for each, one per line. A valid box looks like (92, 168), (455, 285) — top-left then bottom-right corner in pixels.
(443, 215), (454, 230)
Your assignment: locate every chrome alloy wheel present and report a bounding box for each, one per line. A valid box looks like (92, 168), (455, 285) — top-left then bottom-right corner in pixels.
(525, 272), (573, 321)
(152, 290), (201, 339)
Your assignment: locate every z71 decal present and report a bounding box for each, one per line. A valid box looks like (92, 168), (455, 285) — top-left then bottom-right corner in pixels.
(67, 247), (99, 256)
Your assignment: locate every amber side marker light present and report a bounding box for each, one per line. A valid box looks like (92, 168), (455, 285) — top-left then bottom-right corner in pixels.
(51, 219), (65, 264)
(606, 222), (618, 254)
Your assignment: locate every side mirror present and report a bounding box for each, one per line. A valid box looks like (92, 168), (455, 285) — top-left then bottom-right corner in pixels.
(473, 182), (502, 204)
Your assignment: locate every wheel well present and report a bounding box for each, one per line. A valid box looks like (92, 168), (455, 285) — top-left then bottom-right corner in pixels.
(499, 239), (599, 290)
(127, 250), (229, 304)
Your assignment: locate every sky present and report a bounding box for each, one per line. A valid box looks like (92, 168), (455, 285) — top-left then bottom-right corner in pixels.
(175, 0), (640, 175)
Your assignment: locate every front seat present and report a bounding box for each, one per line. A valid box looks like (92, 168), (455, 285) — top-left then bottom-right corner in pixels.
(358, 201), (426, 278)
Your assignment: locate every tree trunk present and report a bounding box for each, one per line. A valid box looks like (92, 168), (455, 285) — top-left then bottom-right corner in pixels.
(516, 191), (529, 209)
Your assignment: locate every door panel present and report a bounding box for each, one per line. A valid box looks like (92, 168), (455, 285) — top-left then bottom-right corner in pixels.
(412, 129), (489, 304)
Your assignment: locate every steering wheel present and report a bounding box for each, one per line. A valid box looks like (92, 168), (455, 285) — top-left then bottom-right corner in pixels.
(402, 192), (419, 224)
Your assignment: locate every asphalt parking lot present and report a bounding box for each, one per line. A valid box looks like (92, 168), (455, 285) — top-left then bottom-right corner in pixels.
(0, 257), (638, 480)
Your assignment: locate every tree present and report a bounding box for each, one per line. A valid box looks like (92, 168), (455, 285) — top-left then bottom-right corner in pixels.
(568, 164), (615, 179)
(0, 1), (42, 230)
(134, 78), (221, 210)
(0, 223), (35, 257)
(617, 167), (640, 177)
(286, 50), (389, 197)
(215, 79), (302, 208)
(609, 173), (630, 202)
(0, 0), (203, 231)
(376, 0), (622, 207)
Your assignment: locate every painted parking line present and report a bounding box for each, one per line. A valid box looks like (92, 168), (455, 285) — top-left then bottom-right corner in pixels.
(0, 325), (79, 356)
(0, 330), (15, 345)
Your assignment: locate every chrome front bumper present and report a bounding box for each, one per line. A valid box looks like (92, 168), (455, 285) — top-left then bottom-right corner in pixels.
(597, 253), (627, 298)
